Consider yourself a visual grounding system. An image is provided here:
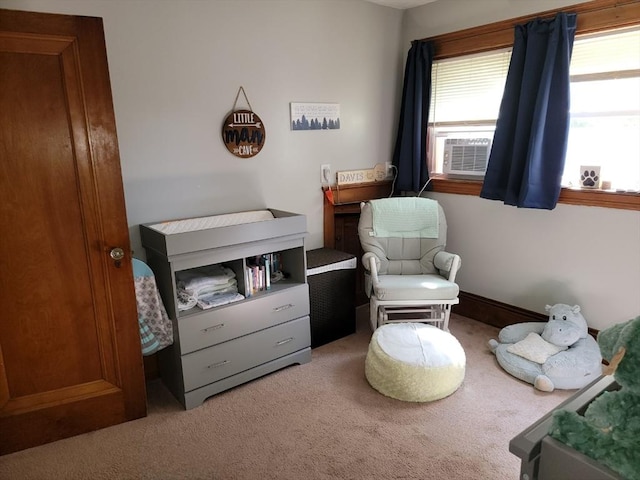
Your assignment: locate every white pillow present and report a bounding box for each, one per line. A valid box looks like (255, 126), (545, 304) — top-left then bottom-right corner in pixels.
(507, 332), (568, 364)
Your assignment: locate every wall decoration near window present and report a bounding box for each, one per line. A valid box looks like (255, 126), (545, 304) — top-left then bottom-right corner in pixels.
(580, 165), (601, 189)
(222, 87), (266, 158)
(290, 102), (340, 130)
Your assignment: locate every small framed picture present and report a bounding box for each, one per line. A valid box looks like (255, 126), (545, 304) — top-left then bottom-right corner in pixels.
(579, 165), (601, 189)
(290, 102), (340, 131)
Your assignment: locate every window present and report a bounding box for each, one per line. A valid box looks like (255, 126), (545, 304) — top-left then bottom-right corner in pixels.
(565, 27), (640, 192)
(428, 0), (640, 211)
(428, 49), (510, 177)
(428, 26), (640, 193)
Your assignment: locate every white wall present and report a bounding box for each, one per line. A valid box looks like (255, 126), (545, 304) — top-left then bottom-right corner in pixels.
(404, 0), (640, 330)
(433, 192), (640, 330)
(0, 0), (403, 254)
(3, 0), (638, 330)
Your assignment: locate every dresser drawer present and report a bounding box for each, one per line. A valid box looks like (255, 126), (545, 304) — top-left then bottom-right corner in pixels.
(177, 283), (309, 354)
(181, 315), (310, 392)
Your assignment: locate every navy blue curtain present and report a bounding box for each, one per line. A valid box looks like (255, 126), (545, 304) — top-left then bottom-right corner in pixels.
(480, 13), (577, 209)
(392, 40), (434, 192)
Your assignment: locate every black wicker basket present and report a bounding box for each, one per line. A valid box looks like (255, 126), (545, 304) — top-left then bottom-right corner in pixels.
(306, 248), (356, 348)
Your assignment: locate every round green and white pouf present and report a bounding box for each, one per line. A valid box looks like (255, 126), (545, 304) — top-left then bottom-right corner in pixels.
(365, 323), (466, 402)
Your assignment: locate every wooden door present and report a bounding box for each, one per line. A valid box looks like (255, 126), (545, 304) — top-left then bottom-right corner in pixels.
(0, 9), (146, 455)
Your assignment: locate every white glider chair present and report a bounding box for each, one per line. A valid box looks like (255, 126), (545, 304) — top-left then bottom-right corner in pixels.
(358, 197), (461, 332)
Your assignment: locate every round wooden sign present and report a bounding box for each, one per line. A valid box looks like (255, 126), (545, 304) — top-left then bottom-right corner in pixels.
(221, 109), (266, 158)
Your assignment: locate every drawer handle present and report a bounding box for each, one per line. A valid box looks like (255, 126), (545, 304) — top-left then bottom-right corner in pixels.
(275, 337), (294, 346)
(273, 303), (294, 313)
(206, 360), (230, 369)
(201, 323), (225, 333)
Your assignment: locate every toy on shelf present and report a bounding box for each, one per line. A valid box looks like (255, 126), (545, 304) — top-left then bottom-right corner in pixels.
(549, 316), (640, 480)
(488, 304), (602, 392)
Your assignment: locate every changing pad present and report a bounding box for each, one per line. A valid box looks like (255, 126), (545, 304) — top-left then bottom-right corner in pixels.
(148, 210), (275, 234)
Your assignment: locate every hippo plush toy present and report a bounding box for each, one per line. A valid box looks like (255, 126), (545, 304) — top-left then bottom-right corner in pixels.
(488, 304), (602, 392)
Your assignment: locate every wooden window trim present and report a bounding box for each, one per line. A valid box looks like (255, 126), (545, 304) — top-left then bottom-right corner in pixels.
(430, 177), (640, 211)
(426, 0), (640, 60)
(423, 0), (640, 211)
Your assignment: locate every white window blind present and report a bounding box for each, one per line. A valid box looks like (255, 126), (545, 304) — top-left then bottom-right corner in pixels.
(429, 27), (640, 123)
(570, 27), (640, 76)
(429, 48), (511, 124)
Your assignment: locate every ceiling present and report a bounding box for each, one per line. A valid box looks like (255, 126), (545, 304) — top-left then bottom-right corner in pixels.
(364, 0), (439, 9)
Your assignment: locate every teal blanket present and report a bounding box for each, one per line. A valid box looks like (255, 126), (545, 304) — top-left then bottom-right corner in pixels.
(370, 197), (439, 238)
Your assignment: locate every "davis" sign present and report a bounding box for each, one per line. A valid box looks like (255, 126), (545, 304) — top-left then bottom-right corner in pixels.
(222, 109), (266, 158)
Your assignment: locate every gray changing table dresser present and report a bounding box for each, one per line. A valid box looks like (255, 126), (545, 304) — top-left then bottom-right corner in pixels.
(140, 209), (311, 409)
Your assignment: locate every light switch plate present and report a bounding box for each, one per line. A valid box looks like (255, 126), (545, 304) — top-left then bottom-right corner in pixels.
(321, 164), (331, 183)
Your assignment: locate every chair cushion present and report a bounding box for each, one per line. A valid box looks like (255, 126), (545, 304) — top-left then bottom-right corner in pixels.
(358, 201), (448, 275)
(374, 274), (459, 301)
(370, 197), (439, 238)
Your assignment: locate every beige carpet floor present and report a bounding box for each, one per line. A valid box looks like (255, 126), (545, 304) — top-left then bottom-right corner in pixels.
(0, 310), (573, 479)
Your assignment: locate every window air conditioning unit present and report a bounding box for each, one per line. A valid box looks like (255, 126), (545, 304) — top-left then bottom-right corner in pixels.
(443, 138), (491, 176)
